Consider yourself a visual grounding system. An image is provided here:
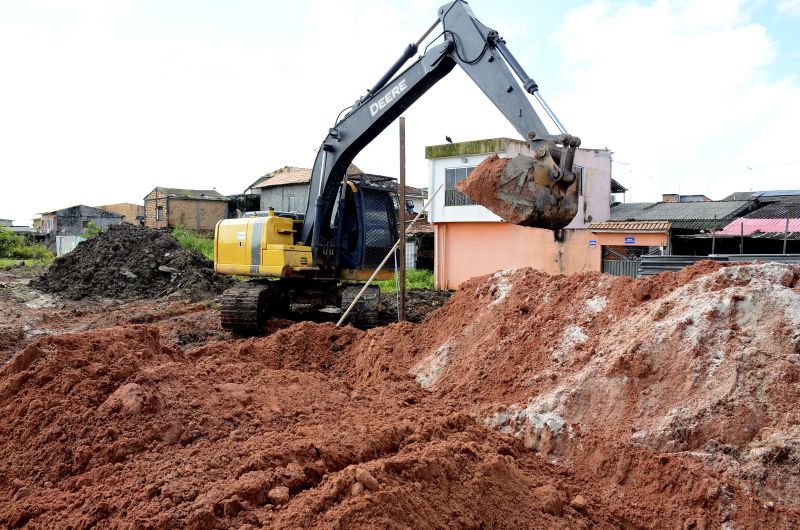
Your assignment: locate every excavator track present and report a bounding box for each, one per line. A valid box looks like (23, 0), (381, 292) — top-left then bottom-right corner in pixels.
(220, 282), (276, 334)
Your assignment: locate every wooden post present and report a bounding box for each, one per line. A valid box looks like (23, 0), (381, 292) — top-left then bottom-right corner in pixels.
(398, 117), (406, 322)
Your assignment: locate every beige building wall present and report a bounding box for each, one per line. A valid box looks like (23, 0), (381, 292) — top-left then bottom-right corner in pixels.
(95, 203), (144, 224)
(434, 222), (601, 289)
(168, 199), (227, 231)
(144, 189), (169, 228)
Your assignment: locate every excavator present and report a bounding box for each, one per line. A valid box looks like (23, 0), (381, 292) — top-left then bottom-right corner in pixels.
(214, 0), (581, 332)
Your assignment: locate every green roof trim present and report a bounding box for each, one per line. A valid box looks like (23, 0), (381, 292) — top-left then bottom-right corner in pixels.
(424, 137), (526, 159)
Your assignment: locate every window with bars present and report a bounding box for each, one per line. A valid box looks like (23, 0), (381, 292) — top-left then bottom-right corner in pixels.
(444, 166), (476, 206)
(288, 195), (297, 212)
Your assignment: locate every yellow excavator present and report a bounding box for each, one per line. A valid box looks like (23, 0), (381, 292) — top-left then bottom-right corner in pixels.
(214, 0), (581, 332)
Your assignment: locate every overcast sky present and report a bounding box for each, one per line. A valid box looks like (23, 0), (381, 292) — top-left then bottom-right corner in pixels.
(1, 0), (799, 225)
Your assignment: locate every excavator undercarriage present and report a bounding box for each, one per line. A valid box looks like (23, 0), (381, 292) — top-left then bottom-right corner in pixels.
(220, 280), (381, 334)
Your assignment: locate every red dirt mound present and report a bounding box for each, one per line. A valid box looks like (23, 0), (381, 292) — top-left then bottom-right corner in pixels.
(1, 261), (799, 528)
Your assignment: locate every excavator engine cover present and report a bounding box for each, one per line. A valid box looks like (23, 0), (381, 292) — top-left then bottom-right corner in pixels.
(456, 151), (579, 230)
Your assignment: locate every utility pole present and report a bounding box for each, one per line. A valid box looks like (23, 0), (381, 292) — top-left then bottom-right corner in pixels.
(398, 117), (407, 322)
(784, 209), (790, 255)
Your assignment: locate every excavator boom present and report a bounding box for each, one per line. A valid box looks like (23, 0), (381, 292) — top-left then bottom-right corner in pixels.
(302, 0), (581, 269)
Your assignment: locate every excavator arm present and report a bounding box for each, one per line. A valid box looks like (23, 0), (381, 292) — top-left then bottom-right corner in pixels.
(302, 0), (581, 267)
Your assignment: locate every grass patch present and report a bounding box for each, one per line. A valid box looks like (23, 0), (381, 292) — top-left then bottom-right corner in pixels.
(172, 226), (215, 260)
(375, 269), (434, 293)
(0, 259), (35, 267)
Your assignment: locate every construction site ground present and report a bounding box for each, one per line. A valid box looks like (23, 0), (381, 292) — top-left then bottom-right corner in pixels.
(2, 254), (800, 528)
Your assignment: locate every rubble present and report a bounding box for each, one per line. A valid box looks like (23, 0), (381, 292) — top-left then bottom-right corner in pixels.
(0, 261), (799, 528)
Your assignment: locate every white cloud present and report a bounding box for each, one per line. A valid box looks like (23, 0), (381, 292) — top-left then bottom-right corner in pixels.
(778, 0), (800, 16)
(552, 0), (800, 201)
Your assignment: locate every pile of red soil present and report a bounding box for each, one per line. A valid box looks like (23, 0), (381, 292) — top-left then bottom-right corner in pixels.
(32, 224), (233, 300)
(1, 261), (799, 528)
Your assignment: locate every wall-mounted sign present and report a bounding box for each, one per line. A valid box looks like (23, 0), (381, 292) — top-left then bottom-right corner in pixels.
(624, 236), (636, 245)
(589, 239), (597, 247)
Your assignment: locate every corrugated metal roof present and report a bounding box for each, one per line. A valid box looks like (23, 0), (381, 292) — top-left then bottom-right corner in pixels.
(722, 190), (800, 201)
(744, 201), (800, 219)
(589, 220), (671, 232)
(610, 200), (754, 230)
(156, 188), (228, 201)
(718, 217), (800, 236)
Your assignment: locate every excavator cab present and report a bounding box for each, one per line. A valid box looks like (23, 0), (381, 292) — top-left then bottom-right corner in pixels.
(334, 176), (399, 276)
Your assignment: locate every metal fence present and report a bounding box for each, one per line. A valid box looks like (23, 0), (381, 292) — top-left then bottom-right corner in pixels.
(405, 241), (417, 270)
(55, 235), (85, 257)
(637, 254), (800, 277)
(602, 259), (640, 278)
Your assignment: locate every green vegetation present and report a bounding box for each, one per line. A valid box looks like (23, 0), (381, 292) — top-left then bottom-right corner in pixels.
(172, 226), (214, 260)
(82, 221), (103, 239)
(0, 226), (53, 264)
(375, 268), (434, 293)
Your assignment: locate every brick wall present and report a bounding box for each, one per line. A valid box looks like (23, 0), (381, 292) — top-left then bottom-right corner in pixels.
(95, 203), (145, 224)
(144, 189), (169, 228)
(168, 199), (227, 231)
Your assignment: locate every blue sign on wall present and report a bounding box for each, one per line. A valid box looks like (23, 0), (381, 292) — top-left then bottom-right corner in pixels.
(589, 239), (597, 247)
(624, 236), (636, 245)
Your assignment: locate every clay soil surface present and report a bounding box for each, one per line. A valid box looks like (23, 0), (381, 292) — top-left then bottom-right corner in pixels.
(2, 261), (800, 529)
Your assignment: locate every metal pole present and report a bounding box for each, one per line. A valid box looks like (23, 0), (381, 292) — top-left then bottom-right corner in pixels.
(740, 222), (744, 255)
(711, 215), (716, 255)
(336, 185), (443, 327)
(784, 210), (790, 255)
(398, 117), (407, 322)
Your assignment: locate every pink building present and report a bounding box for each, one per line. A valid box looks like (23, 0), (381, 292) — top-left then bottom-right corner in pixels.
(426, 138), (613, 288)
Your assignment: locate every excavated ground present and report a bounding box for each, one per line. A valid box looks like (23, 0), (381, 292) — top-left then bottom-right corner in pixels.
(1, 261), (799, 528)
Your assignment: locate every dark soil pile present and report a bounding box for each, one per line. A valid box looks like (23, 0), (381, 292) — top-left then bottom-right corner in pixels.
(32, 224), (233, 300)
(1, 261), (799, 528)
(376, 288), (452, 324)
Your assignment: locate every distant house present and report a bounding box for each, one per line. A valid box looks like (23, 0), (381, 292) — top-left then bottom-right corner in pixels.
(37, 205), (124, 251)
(94, 203), (145, 225)
(247, 165), (365, 213)
(143, 187), (229, 231)
(402, 186), (428, 214)
(0, 219), (12, 227)
(661, 193), (711, 203)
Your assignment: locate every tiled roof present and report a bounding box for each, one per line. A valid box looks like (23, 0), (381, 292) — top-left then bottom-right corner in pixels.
(254, 164), (365, 189)
(253, 167), (311, 188)
(156, 188), (228, 201)
(610, 201), (754, 230)
(589, 220), (671, 232)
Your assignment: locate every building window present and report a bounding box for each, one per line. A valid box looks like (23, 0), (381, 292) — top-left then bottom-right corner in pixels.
(156, 206), (164, 221)
(288, 195), (297, 212)
(444, 166), (476, 206)
(574, 165), (585, 196)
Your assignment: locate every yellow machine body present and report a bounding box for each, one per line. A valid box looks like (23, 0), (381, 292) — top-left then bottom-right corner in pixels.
(214, 211), (393, 281)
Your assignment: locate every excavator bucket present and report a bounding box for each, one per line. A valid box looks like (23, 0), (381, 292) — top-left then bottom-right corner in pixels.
(457, 149), (579, 230)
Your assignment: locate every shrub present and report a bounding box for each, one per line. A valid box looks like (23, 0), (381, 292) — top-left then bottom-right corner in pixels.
(82, 222), (103, 239)
(376, 268), (435, 293)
